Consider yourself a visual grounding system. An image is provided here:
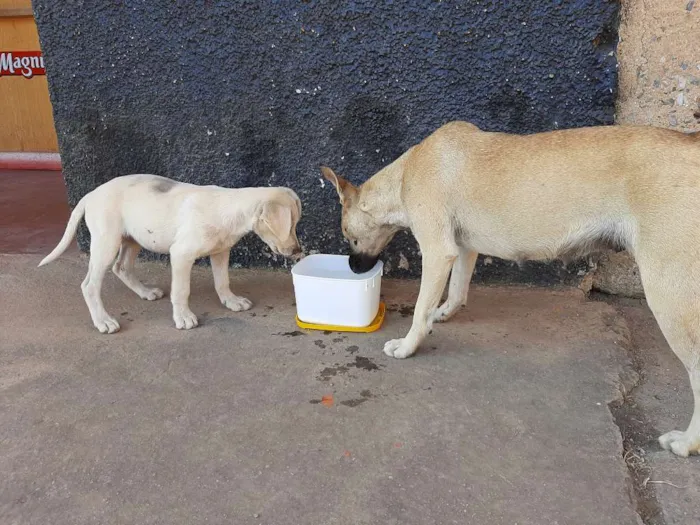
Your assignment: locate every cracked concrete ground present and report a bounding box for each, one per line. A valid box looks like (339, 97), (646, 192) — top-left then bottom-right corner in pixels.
(0, 252), (672, 525)
(607, 297), (700, 525)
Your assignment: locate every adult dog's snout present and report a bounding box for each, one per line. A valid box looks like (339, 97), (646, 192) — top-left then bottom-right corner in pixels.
(349, 253), (379, 274)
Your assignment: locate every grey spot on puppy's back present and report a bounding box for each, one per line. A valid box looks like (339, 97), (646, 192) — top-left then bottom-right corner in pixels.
(151, 178), (176, 193)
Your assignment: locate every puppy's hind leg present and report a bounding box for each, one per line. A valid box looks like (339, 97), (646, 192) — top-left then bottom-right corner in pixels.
(638, 253), (700, 457)
(431, 247), (478, 323)
(210, 250), (252, 312)
(82, 231), (122, 334)
(112, 238), (165, 300)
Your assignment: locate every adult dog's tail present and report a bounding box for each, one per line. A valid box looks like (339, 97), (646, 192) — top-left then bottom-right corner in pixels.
(38, 194), (88, 267)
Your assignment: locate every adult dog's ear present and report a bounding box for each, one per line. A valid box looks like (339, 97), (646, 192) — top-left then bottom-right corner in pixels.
(261, 202), (293, 241)
(321, 166), (357, 204)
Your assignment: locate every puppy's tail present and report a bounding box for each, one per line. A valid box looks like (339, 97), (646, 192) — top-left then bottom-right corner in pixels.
(38, 194), (88, 267)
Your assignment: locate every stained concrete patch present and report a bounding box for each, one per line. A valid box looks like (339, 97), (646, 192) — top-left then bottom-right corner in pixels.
(0, 254), (645, 524)
(317, 355), (383, 382)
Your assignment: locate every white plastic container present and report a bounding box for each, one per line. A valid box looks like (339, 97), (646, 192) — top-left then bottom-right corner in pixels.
(291, 254), (383, 327)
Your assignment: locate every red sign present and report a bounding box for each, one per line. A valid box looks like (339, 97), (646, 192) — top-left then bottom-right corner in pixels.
(0, 51), (46, 79)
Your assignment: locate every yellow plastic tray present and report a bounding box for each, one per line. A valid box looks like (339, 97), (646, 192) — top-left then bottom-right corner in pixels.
(295, 302), (386, 333)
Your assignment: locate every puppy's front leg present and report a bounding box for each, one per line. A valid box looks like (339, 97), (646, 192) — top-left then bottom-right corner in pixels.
(169, 247), (199, 330)
(210, 250), (252, 312)
(384, 250), (457, 359)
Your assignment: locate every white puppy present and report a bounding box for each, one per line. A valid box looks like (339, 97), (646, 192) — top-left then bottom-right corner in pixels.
(39, 174), (302, 333)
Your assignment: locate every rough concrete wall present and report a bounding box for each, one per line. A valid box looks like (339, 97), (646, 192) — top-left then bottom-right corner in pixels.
(592, 0), (700, 297)
(617, 0), (700, 129)
(34, 1), (619, 283)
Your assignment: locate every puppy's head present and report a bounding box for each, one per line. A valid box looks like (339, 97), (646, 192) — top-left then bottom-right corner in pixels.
(253, 189), (303, 259)
(321, 166), (398, 274)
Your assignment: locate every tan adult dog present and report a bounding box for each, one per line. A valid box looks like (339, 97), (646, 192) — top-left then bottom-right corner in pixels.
(39, 174), (302, 333)
(322, 121), (700, 458)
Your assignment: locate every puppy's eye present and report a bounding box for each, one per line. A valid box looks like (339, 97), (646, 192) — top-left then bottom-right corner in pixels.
(353, 240), (358, 246)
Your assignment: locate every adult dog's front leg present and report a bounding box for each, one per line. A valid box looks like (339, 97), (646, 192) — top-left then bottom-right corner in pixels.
(384, 250), (457, 359)
(169, 246), (198, 330)
(210, 250), (252, 312)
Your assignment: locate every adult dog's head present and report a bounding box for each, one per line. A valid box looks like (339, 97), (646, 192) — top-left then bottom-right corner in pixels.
(321, 166), (400, 274)
(253, 189), (303, 259)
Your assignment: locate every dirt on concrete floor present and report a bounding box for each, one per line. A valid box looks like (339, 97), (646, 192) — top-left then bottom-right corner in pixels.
(2, 252), (696, 525)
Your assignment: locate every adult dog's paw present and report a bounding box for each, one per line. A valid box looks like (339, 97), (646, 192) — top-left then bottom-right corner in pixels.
(430, 301), (456, 323)
(659, 430), (700, 457)
(383, 338), (417, 359)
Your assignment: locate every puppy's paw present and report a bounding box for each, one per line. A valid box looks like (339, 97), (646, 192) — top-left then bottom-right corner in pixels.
(141, 287), (165, 301)
(173, 308), (199, 330)
(383, 338), (417, 359)
(221, 295), (253, 312)
(94, 316), (121, 334)
(659, 430), (700, 457)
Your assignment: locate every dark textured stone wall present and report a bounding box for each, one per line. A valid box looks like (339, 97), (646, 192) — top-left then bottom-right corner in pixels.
(34, 0), (619, 284)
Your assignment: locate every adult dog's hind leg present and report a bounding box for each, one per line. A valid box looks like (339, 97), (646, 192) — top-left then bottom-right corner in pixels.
(638, 253), (700, 457)
(112, 239), (164, 300)
(431, 247), (478, 323)
(660, 367), (700, 457)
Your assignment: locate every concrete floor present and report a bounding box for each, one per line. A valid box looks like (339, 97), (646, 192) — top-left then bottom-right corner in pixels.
(0, 253), (661, 525)
(1, 169), (698, 524)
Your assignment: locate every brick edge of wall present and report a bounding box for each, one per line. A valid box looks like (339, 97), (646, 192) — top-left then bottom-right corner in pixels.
(0, 152), (62, 171)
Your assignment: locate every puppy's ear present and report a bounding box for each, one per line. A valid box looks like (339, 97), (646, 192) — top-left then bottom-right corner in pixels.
(261, 202), (293, 241)
(320, 166), (357, 204)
